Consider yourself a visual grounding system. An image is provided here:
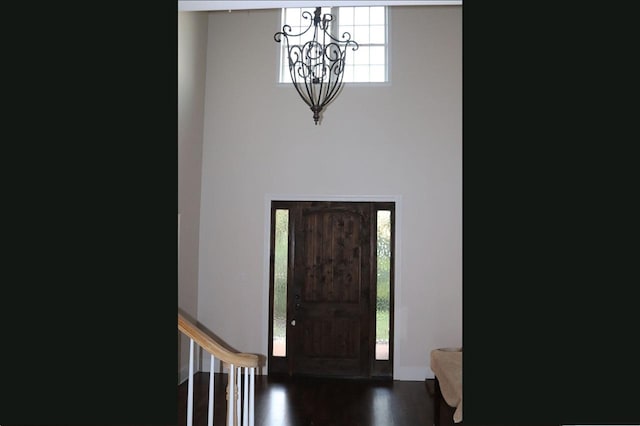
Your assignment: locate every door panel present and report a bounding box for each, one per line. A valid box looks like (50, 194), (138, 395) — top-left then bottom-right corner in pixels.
(291, 202), (372, 377)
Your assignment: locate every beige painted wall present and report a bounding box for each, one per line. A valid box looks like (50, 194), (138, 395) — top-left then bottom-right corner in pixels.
(178, 11), (208, 382)
(196, 5), (461, 380)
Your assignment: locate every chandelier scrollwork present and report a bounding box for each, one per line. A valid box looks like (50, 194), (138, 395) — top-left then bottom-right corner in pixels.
(274, 7), (359, 125)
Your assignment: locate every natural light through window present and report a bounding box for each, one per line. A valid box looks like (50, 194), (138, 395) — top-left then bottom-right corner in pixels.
(376, 210), (391, 360)
(278, 6), (388, 84)
(272, 209), (289, 357)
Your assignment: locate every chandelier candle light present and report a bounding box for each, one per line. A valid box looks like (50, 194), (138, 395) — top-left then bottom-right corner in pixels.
(274, 7), (359, 125)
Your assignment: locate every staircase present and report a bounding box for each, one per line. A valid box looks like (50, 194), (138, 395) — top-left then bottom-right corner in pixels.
(178, 312), (262, 426)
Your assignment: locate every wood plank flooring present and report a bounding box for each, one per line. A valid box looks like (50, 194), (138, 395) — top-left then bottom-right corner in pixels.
(178, 372), (433, 426)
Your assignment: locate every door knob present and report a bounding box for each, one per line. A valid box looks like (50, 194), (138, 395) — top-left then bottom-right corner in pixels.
(290, 319), (296, 326)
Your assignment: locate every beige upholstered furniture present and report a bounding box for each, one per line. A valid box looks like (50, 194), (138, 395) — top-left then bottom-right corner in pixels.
(430, 347), (463, 424)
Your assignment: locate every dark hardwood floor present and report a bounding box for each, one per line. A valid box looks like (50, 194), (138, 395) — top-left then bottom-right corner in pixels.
(178, 372), (434, 426)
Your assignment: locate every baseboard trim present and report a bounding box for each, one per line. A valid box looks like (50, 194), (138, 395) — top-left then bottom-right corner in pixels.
(395, 365), (431, 381)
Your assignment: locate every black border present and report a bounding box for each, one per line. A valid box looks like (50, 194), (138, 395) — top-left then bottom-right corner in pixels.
(463, 2), (639, 424)
(2, 1), (177, 424)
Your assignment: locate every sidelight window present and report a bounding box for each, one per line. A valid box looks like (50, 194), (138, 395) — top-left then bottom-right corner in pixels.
(376, 210), (392, 360)
(272, 209), (289, 357)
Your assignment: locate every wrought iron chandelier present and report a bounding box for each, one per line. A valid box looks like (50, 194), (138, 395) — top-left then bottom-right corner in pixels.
(274, 7), (359, 125)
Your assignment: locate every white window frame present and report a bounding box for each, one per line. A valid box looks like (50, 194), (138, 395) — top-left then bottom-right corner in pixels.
(276, 6), (390, 86)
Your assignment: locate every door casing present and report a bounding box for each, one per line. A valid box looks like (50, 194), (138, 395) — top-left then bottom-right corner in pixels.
(267, 198), (396, 379)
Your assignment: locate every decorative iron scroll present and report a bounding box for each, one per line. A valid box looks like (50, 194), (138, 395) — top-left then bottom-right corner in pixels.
(274, 7), (359, 125)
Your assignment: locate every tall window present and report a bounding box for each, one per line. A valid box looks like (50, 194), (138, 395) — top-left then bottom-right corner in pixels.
(376, 210), (392, 360)
(278, 6), (388, 84)
(272, 209), (289, 357)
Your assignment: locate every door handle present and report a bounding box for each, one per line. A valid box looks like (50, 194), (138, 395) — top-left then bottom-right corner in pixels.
(290, 319), (296, 326)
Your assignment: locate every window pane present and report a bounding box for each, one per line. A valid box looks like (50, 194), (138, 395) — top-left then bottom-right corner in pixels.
(280, 46), (290, 83)
(339, 25), (355, 41)
(273, 209), (289, 357)
(354, 6), (369, 25)
(339, 6), (354, 25)
(370, 65), (386, 82)
(370, 25), (386, 44)
(285, 8), (300, 26)
(300, 31), (314, 45)
(370, 46), (385, 65)
(354, 46), (369, 65)
(354, 25), (370, 44)
(345, 49), (356, 65)
(353, 65), (370, 82)
(342, 65), (355, 83)
(376, 210), (391, 360)
(370, 7), (386, 25)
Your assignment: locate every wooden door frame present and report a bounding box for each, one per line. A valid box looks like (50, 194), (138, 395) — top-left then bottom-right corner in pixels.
(264, 195), (401, 378)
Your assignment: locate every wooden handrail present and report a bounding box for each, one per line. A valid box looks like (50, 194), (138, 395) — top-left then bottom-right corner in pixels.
(178, 313), (260, 369)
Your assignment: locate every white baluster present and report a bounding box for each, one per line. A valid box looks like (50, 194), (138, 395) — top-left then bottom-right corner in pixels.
(227, 364), (235, 426)
(236, 367), (242, 426)
(208, 354), (215, 426)
(249, 368), (255, 426)
(243, 367), (249, 426)
(187, 338), (195, 426)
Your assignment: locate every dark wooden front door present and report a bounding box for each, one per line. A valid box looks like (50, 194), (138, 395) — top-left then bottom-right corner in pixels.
(290, 201), (372, 377)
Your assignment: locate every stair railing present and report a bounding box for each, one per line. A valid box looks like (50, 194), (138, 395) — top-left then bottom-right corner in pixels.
(178, 312), (260, 426)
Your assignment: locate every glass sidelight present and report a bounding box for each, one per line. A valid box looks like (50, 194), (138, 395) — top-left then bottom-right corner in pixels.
(272, 209), (289, 357)
(376, 210), (391, 360)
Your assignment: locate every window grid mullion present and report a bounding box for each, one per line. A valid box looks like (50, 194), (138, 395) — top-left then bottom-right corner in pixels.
(278, 6), (388, 84)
